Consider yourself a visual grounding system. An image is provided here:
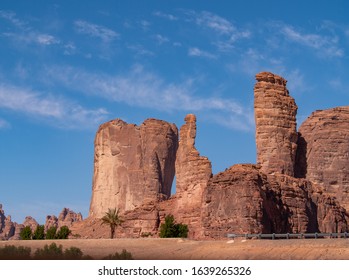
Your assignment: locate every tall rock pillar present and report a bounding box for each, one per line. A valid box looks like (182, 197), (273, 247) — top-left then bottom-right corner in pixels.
(254, 72), (298, 176)
(89, 118), (178, 218)
(171, 114), (212, 238)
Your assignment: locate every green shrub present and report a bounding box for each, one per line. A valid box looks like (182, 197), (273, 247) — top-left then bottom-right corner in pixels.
(32, 225), (45, 240)
(45, 226), (57, 239)
(102, 249), (133, 260)
(0, 245), (31, 260)
(63, 246), (84, 260)
(20, 226), (32, 240)
(56, 226), (71, 239)
(34, 243), (64, 260)
(159, 215), (188, 238)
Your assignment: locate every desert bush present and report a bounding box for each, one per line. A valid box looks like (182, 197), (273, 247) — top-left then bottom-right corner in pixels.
(45, 226), (57, 239)
(34, 242), (64, 260)
(20, 226), (32, 240)
(63, 246), (84, 260)
(56, 226), (71, 239)
(102, 249), (133, 260)
(159, 215), (188, 238)
(0, 245), (31, 260)
(32, 225), (45, 240)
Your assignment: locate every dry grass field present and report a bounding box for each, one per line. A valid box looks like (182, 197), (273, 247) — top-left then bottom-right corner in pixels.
(2, 238), (349, 260)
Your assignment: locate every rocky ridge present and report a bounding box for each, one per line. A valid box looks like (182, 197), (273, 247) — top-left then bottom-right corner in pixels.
(0, 205), (82, 240)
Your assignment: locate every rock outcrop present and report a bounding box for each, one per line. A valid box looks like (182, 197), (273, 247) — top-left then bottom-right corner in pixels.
(170, 114), (212, 237)
(89, 118), (178, 218)
(23, 216), (39, 232)
(0, 204), (16, 240)
(296, 107), (349, 211)
(45, 208), (83, 230)
(254, 72), (298, 176)
(201, 164), (348, 239)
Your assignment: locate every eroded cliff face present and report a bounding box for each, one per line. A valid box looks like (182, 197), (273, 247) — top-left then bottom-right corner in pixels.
(296, 107), (349, 212)
(254, 72), (298, 176)
(170, 114), (212, 238)
(89, 118), (178, 218)
(201, 164), (348, 239)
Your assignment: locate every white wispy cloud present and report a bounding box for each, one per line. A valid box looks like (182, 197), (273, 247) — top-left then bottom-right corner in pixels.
(154, 34), (169, 45)
(0, 84), (109, 129)
(189, 11), (250, 51)
(74, 20), (119, 41)
(127, 44), (154, 56)
(0, 118), (10, 129)
(153, 11), (178, 21)
(280, 24), (344, 57)
(188, 47), (217, 59)
(0, 10), (27, 29)
(44, 65), (253, 131)
(3, 31), (60, 46)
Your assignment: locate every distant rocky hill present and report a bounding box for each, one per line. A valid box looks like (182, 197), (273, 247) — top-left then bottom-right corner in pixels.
(77, 71), (349, 239)
(0, 204), (82, 240)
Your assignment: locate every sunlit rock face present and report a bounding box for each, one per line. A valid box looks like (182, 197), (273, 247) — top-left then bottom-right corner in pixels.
(254, 72), (298, 176)
(89, 118), (178, 218)
(296, 106), (349, 212)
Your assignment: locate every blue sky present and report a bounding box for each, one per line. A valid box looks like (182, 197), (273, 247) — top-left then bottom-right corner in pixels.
(1, 0), (349, 224)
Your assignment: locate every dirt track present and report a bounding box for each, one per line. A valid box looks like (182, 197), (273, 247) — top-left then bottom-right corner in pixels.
(2, 238), (349, 260)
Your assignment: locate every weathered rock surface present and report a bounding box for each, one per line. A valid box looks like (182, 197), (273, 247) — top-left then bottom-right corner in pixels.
(296, 107), (349, 211)
(89, 118), (178, 218)
(45, 208), (83, 230)
(201, 164), (348, 239)
(254, 72), (298, 176)
(58, 208), (83, 228)
(201, 165), (266, 239)
(170, 114), (212, 238)
(23, 216), (39, 232)
(0, 204), (16, 240)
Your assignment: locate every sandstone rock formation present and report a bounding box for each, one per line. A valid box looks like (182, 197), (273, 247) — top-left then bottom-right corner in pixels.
(296, 107), (349, 211)
(170, 114), (212, 237)
(76, 71), (349, 240)
(45, 208), (83, 230)
(201, 164), (348, 239)
(23, 216), (39, 232)
(0, 205), (16, 240)
(254, 72), (298, 176)
(89, 118), (178, 218)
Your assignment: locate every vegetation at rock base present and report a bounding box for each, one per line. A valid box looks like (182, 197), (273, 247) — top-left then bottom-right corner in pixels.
(45, 226), (57, 239)
(19, 226), (32, 240)
(101, 208), (124, 239)
(56, 226), (71, 239)
(32, 225), (45, 240)
(159, 215), (189, 238)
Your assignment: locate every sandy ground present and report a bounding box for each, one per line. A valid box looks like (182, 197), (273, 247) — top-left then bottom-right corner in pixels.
(2, 238), (349, 260)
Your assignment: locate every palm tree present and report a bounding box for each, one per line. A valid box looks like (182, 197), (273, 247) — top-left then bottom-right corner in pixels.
(101, 208), (124, 239)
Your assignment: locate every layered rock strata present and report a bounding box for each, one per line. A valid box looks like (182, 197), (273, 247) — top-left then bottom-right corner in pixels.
(254, 72), (298, 176)
(296, 107), (349, 211)
(89, 118), (178, 218)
